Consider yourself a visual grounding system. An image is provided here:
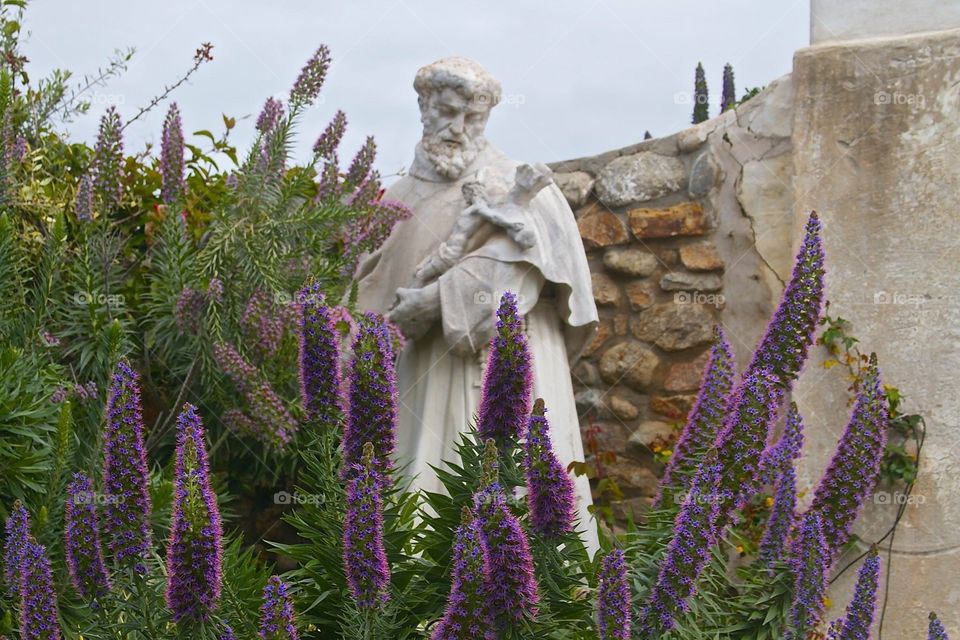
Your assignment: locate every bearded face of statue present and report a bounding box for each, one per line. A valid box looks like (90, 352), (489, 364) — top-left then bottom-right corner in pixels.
(419, 87), (490, 180)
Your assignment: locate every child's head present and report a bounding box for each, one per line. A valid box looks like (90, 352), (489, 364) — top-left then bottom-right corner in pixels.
(461, 180), (486, 205)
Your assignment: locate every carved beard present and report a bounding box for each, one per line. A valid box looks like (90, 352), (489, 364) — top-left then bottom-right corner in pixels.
(421, 133), (486, 180)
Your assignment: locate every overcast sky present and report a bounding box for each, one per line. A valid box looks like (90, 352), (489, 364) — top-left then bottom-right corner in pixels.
(21, 1), (809, 180)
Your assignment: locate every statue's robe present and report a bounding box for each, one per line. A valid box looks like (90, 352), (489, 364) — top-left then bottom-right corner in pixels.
(354, 141), (600, 553)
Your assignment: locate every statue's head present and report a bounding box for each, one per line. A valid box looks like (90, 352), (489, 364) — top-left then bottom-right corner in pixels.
(414, 57), (501, 180)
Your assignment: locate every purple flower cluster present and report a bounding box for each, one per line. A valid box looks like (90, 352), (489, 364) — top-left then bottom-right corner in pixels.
(18, 540), (62, 640)
(75, 173), (94, 222)
(51, 381), (98, 405)
(3, 501), (30, 593)
(342, 443), (390, 609)
(297, 281), (344, 426)
(655, 326), (734, 505)
(65, 473), (111, 600)
(342, 313), (397, 481)
(929, 613), (950, 640)
(165, 404), (224, 623)
(744, 211), (825, 388)
(259, 576), (299, 640)
(523, 398), (576, 539)
(759, 402), (805, 486)
(597, 549), (631, 640)
(207, 277), (224, 303)
(289, 45), (331, 107)
(339, 199), (412, 273)
(809, 354), (888, 555)
(221, 625), (236, 640)
(92, 106), (125, 210)
(785, 511), (830, 640)
(213, 342), (298, 449)
(826, 548), (880, 640)
(312, 110), (346, 158)
(256, 98), (285, 134)
(102, 359), (152, 565)
(344, 136), (377, 187)
(241, 289), (284, 361)
(160, 102), (186, 204)
(175, 287), (207, 335)
(431, 507), (494, 640)
(757, 464), (797, 569)
(476, 292), (533, 442)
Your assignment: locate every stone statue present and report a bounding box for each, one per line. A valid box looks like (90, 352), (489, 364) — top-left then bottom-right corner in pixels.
(353, 57), (600, 553)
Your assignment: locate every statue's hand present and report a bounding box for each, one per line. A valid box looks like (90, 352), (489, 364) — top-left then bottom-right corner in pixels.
(386, 283), (441, 341)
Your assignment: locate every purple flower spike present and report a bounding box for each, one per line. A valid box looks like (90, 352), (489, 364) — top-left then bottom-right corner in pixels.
(785, 511), (830, 640)
(343, 442), (390, 609)
(3, 501), (30, 594)
(102, 359), (152, 565)
(297, 280), (344, 426)
(75, 173), (94, 222)
(241, 289), (284, 361)
(220, 624), (236, 640)
(929, 613), (951, 640)
(65, 473), (111, 600)
(256, 98), (285, 134)
(165, 404), (223, 623)
(476, 292), (533, 442)
(18, 540), (61, 640)
(524, 398), (576, 539)
(757, 465), (797, 569)
(290, 45), (331, 107)
(655, 326), (734, 506)
(431, 506), (495, 640)
(810, 354), (888, 555)
(826, 548), (880, 640)
(312, 110), (346, 158)
(744, 211), (825, 388)
(92, 106), (124, 209)
(597, 549), (631, 640)
(759, 402), (805, 486)
(160, 102), (186, 204)
(344, 136), (377, 187)
(259, 576), (299, 640)
(342, 313), (397, 481)
(174, 287), (207, 336)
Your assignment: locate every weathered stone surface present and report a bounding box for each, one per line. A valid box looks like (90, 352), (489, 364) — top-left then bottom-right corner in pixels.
(655, 248), (679, 266)
(575, 388), (611, 419)
(596, 152), (686, 206)
(650, 395), (697, 420)
(664, 350), (711, 392)
(627, 202), (707, 238)
(742, 75), (794, 139)
(627, 421), (675, 452)
(598, 342), (661, 391)
(613, 314), (628, 335)
(609, 394), (640, 421)
(582, 322), (611, 358)
(592, 272), (621, 306)
(577, 205), (629, 249)
(679, 241), (725, 271)
(630, 303), (715, 351)
(572, 360), (600, 386)
(688, 151), (720, 197)
(602, 248), (658, 277)
(737, 152), (794, 281)
(604, 461), (659, 493)
(582, 421), (630, 455)
(554, 171), (594, 209)
(677, 121), (711, 152)
(624, 281), (655, 310)
(659, 271), (723, 292)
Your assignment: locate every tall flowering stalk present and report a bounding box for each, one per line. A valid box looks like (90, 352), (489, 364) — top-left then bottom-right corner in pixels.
(826, 548), (880, 640)
(166, 404), (224, 623)
(759, 402), (805, 486)
(92, 106), (124, 210)
(720, 63), (736, 113)
(431, 506), (495, 640)
(75, 173), (94, 222)
(523, 398), (576, 538)
(289, 45), (331, 108)
(241, 289), (284, 361)
(342, 313), (397, 481)
(929, 613), (950, 640)
(18, 540), (62, 640)
(342, 442), (390, 609)
(757, 464), (797, 569)
(476, 292), (533, 442)
(160, 102), (186, 204)
(312, 110), (346, 159)
(744, 211), (825, 388)
(810, 354), (888, 555)
(3, 500), (30, 593)
(297, 280), (344, 426)
(64, 473), (111, 600)
(785, 511), (830, 640)
(259, 576), (299, 640)
(344, 136), (377, 188)
(339, 198), (412, 275)
(639, 451), (721, 635)
(102, 359), (152, 566)
(655, 326), (734, 505)
(692, 62), (709, 124)
(256, 98), (284, 134)
(597, 549), (631, 640)
(474, 439), (539, 628)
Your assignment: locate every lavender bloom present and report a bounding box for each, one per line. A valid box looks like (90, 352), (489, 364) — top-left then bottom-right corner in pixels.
(597, 549), (631, 640)
(256, 98), (285, 134)
(75, 173), (94, 222)
(343, 442), (390, 609)
(312, 110), (346, 158)
(241, 289), (284, 361)
(342, 313), (397, 481)
(785, 511), (830, 640)
(744, 212), (825, 389)
(344, 136), (377, 187)
(810, 354), (888, 555)
(757, 465), (797, 569)
(220, 625), (236, 640)
(102, 359), (152, 565)
(174, 287), (207, 335)
(259, 576), (299, 640)
(476, 292), (533, 442)
(18, 540), (61, 640)
(340, 198), (412, 274)
(65, 473), (111, 600)
(92, 106), (124, 209)
(3, 501), (30, 593)
(655, 326), (734, 505)
(639, 452), (721, 635)
(206, 277), (224, 303)
(222, 408), (258, 437)
(929, 613), (951, 640)
(826, 548), (880, 640)
(432, 507), (495, 640)
(315, 155), (341, 202)
(720, 63), (736, 113)
(759, 402), (805, 486)
(160, 102), (186, 204)
(289, 45), (331, 107)
(297, 281), (344, 426)
(524, 398), (576, 538)
(166, 404), (223, 623)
